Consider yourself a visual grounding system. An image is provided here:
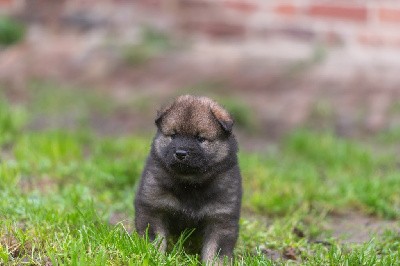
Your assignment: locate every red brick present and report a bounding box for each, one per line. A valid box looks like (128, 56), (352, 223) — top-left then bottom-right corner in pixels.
(0, 0), (12, 6)
(308, 4), (367, 22)
(358, 32), (400, 47)
(321, 30), (344, 45)
(139, 0), (162, 9)
(181, 20), (245, 39)
(203, 22), (246, 38)
(274, 4), (297, 16)
(379, 8), (400, 23)
(358, 34), (382, 46)
(224, 1), (257, 14)
(278, 27), (315, 40)
(179, 0), (213, 9)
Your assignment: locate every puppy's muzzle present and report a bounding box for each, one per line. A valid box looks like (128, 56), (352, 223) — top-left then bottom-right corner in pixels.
(175, 149), (188, 160)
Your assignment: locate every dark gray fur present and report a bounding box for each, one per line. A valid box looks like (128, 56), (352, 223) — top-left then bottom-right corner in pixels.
(134, 95), (242, 263)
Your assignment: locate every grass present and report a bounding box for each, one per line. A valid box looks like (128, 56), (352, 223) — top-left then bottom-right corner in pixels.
(0, 16), (25, 47)
(0, 96), (399, 265)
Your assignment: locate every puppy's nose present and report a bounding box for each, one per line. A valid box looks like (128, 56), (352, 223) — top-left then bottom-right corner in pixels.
(175, 149), (188, 160)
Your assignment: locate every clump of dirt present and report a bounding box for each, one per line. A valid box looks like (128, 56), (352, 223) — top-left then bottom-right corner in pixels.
(0, 233), (22, 259)
(282, 246), (300, 261)
(258, 245), (301, 262)
(0, 232), (51, 264)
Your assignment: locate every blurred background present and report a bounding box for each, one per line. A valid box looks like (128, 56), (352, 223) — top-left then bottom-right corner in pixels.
(2, 0), (400, 150)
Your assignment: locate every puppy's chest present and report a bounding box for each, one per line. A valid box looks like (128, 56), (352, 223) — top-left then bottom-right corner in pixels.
(166, 186), (218, 218)
(177, 190), (208, 209)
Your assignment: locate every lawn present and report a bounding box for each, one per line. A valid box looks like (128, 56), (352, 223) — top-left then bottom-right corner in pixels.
(0, 94), (399, 265)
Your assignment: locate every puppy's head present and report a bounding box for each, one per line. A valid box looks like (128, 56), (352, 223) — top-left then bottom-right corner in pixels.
(152, 95), (236, 180)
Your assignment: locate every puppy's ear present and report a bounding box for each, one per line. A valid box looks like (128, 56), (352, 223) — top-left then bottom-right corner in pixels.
(155, 102), (174, 128)
(210, 103), (233, 134)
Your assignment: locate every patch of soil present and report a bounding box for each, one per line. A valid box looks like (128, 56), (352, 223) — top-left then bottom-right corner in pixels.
(327, 212), (399, 244)
(245, 210), (398, 262)
(259, 247), (283, 261)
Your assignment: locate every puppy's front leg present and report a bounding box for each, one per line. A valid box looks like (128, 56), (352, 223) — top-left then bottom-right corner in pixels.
(135, 209), (168, 253)
(201, 220), (238, 265)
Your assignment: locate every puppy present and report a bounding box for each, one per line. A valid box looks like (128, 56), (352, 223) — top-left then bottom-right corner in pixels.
(134, 95), (242, 263)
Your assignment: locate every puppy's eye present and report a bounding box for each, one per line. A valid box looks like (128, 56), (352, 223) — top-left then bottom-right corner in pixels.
(170, 133), (177, 139)
(196, 136), (206, 143)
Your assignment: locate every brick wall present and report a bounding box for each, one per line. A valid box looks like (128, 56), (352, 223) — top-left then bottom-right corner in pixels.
(3, 0), (400, 48)
(0, 0), (23, 12)
(1, 0), (399, 134)
(139, 0), (400, 48)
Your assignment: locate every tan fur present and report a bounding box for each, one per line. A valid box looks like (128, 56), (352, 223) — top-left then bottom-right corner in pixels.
(158, 95), (232, 140)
